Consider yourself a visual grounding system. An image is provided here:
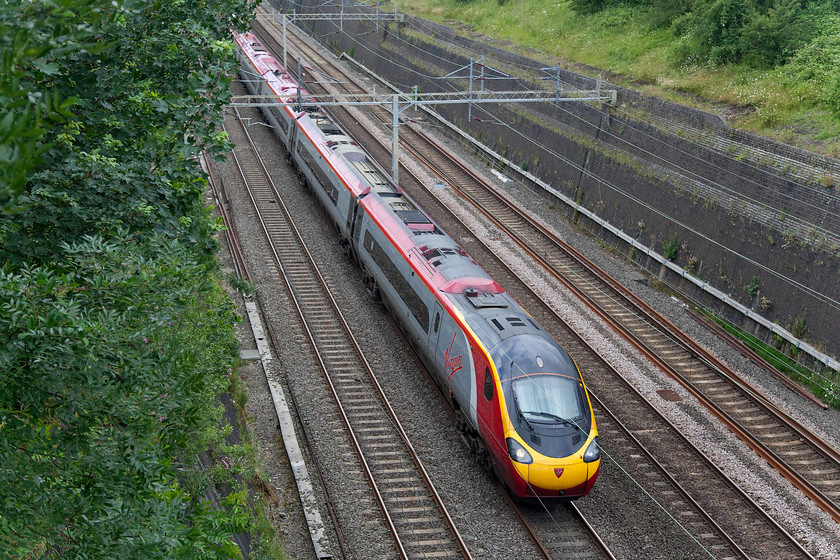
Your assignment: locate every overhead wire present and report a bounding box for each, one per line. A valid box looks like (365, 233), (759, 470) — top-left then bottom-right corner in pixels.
(404, 14), (838, 203)
(468, 99), (840, 307)
(285, 0), (840, 394)
(471, 96), (840, 396)
(388, 11), (840, 242)
(317, 0), (840, 392)
(261, 5), (839, 545)
(273, 15), (724, 546)
(309, 23), (754, 550)
(292, 0), (840, 448)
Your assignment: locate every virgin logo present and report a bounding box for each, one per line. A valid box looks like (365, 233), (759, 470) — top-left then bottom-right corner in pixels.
(444, 333), (463, 380)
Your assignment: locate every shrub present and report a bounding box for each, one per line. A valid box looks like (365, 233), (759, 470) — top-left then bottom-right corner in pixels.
(673, 0), (813, 67)
(746, 275), (760, 296)
(662, 233), (680, 260)
(792, 315), (808, 339)
(782, 13), (840, 116)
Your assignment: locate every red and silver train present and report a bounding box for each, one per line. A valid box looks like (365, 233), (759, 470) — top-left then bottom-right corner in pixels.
(234, 32), (600, 499)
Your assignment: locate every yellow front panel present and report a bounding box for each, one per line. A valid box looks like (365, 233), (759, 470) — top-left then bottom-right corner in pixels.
(528, 457), (590, 490)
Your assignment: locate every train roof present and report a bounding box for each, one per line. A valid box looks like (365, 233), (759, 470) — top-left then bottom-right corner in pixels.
(235, 32), (307, 101)
(235, 31), (504, 303)
(289, 98), (505, 298)
(352, 175), (504, 296)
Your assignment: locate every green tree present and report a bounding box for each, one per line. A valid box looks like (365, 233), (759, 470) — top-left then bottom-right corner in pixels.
(0, 234), (246, 558)
(647, 0), (694, 28)
(782, 13), (840, 116)
(675, 0), (748, 64)
(739, 0), (812, 66)
(674, 0), (813, 66)
(0, 0), (259, 556)
(2, 0), (252, 266)
(0, 0), (97, 212)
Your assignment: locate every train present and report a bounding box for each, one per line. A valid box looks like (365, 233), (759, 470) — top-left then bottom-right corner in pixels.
(234, 31), (600, 500)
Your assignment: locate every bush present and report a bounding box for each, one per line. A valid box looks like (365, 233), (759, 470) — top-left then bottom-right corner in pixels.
(0, 0), (259, 556)
(782, 13), (840, 116)
(746, 275), (760, 296)
(649, 0), (693, 28)
(674, 0), (813, 67)
(662, 233), (681, 260)
(738, 0), (812, 67)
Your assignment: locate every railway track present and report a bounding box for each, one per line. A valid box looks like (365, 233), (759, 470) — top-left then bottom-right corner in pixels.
(509, 499), (615, 560)
(223, 101), (472, 559)
(384, 131), (816, 558)
(390, 131), (816, 559)
(259, 12), (840, 525)
(248, 16), (616, 560)
(249, 14), (826, 557)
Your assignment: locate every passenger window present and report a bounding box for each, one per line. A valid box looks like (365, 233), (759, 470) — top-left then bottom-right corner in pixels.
(484, 367), (493, 401)
(433, 313), (440, 333)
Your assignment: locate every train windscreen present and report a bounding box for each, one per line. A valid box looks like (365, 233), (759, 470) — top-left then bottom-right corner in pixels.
(512, 375), (584, 424)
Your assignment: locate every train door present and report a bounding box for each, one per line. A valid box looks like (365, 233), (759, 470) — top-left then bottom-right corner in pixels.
(288, 115), (297, 151)
(347, 198), (364, 264)
(435, 315), (477, 430)
(346, 199), (358, 242)
(474, 351), (504, 462)
(429, 302), (443, 359)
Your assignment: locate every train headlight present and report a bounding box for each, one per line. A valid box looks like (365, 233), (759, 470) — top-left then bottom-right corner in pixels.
(583, 436), (601, 463)
(506, 437), (533, 464)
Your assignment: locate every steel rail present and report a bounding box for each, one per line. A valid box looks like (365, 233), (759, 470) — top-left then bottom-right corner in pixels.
(568, 503), (615, 560)
(685, 307), (828, 409)
(205, 154), (252, 284)
(209, 138), (352, 555)
(251, 20), (618, 558)
(227, 108), (407, 557)
(390, 141), (814, 559)
(256, 292), (351, 560)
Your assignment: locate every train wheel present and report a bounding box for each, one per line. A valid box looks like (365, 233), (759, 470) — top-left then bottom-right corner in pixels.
(475, 442), (492, 471)
(363, 273), (380, 301)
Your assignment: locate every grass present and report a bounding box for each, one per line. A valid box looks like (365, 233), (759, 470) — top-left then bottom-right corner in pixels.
(394, 0), (840, 157)
(702, 310), (840, 409)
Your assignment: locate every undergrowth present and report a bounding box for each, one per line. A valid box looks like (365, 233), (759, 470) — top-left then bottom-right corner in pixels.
(395, 0), (840, 156)
(702, 310), (840, 409)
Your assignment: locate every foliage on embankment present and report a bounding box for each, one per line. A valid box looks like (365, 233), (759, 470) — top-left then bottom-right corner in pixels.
(0, 0), (266, 557)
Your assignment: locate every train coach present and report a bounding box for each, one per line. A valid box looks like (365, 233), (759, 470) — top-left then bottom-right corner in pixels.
(234, 31), (601, 499)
